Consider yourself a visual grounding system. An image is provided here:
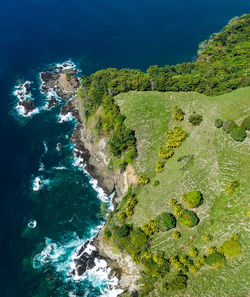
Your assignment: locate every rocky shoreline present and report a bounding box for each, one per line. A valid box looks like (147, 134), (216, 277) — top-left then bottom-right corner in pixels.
(41, 66), (140, 295)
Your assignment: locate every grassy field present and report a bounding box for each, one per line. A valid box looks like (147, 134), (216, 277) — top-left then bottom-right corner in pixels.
(116, 87), (250, 297)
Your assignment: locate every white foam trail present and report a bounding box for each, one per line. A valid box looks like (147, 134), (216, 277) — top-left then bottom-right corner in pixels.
(43, 141), (48, 154)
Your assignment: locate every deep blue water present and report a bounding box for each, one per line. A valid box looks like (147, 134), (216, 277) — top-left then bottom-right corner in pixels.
(0, 1), (249, 296)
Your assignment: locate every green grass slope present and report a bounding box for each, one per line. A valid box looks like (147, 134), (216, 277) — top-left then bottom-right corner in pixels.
(116, 87), (250, 296)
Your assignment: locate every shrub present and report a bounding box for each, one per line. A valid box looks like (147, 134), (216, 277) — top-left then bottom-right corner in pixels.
(241, 115), (250, 130)
(173, 106), (185, 121)
(198, 255), (206, 265)
(179, 210), (199, 228)
(188, 112), (203, 126)
(153, 180), (159, 186)
(215, 119), (223, 128)
(166, 126), (187, 148)
(225, 180), (239, 194)
(170, 198), (177, 206)
(156, 213), (176, 231)
(221, 237), (242, 258)
(172, 231), (181, 239)
(173, 203), (184, 217)
(203, 234), (213, 242)
(208, 246), (217, 255)
(167, 274), (188, 291)
(183, 190), (203, 208)
(118, 212), (126, 220)
(189, 265), (198, 273)
(155, 161), (164, 173)
(206, 252), (225, 268)
(231, 126), (247, 141)
(125, 197), (137, 217)
(138, 175), (150, 185)
(223, 120), (237, 133)
(189, 248), (199, 258)
(158, 146), (174, 159)
(141, 220), (159, 236)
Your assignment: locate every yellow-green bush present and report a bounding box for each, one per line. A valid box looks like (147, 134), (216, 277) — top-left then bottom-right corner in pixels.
(173, 106), (185, 121)
(155, 161), (164, 173)
(166, 126), (187, 148)
(158, 146), (174, 159)
(141, 220), (159, 236)
(125, 197), (137, 217)
(138, 175), (150, 185)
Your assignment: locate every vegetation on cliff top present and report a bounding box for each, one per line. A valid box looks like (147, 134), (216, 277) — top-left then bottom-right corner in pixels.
(78, 14), (249, 297)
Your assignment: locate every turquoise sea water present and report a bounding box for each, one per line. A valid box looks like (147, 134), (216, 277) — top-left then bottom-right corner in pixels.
(0, 1), (249, 296)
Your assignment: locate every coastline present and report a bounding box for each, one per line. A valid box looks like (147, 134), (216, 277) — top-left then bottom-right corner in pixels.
(38, 63), (140, 295)
(45, 66), (140, 294)
(67, 95), (141, 295)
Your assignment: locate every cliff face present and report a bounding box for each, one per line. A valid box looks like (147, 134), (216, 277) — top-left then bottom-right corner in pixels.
(70, 97), (128, 204)
(68, 97), (140, 292)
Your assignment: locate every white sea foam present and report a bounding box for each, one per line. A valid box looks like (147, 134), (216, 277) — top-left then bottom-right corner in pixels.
(72, 149), (114, 207)
(13, 81), (41, 118)
(16, 105), (39, 118)
(58, 112), (76, 123)
(53, 166), (67, 170)
(55, 60), (77, 71)
(33, 177), (41, 191)
(42, 87), (62, 110)
(32, 176), (51, 191)
(28, 219), (37, 229)
(13, 81), (32, 101)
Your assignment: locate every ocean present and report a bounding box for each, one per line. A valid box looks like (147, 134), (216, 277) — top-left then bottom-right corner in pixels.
(0, 1), (249, 296)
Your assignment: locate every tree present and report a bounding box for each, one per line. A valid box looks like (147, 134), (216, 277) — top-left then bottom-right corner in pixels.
(179, 210), (199, 227)
(215, 119), (223, 128)
(223, 120), (237, 133)
(183, 190), (203, 208)
(114, 224), (132, 239)
(221, 238), (242, 258)
(231, 126), (247, 141)
(241, 115), (250, 130)
(188, 112), (203, 126)
(206, 252), (226, 268)
(156, 212), (176, 231)
(167, 274), (188, 291)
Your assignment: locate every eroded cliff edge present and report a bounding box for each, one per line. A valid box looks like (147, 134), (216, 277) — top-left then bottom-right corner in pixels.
(68, 96), (141, 293)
